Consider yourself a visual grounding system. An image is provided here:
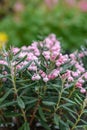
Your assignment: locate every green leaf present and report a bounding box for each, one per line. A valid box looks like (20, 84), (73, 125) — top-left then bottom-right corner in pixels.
(0, 101), (16, 108)
(64, 83), (74, 90)
(74, 98), (82, 105)
(68, 112), (76, 120)
(25, 99), (38, 105)
(80, 119), (87, 125)
(39, 119), (51, 130)
(18, 61), (32, 72)
(54, 113), (59, 126)
(34, 60), (41, 69)
(62, 105), (76, 114)
(60, 103), (74, 108)
(4, 112), (21, 117)
(84, 109), (87, 113)
(12, 50), (21, 62)
(62, 97), (76, 105)
(0, 74), (10, 79)
(38, 106), (47, 122)
(24, 122), (30, 130)
(18, 82), (37, 91)
(15, 55), (27, 66)
(18, 122), (30, 130)
(0, 89), (12, 104)
(59, 120), (69, 130)
(49, 83), (61, 88)
(76, 94), (83, 102)
(17, 97), (25, 109)
(42, 101), (56, 106)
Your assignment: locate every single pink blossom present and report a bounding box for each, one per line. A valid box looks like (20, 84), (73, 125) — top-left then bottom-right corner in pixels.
(80, 88), (86, 93)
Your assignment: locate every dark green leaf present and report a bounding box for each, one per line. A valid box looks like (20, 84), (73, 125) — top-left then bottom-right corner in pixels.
(15, 55), (27, 66)
(0, 101), (16, 108)
(42, 101), (56, 106)
(17, 97), (25, 109)
(0, 89), (12, 104)
(38, 106), (47, 122)
(62, 97), (76, 105)
(39, 119), (51, 130)
(18, 61), (32, 72)
(54, 113), (59, 126)
(24, 122), (30, 130)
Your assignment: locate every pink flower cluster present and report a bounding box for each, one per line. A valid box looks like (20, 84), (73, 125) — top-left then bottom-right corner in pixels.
(64, 0), (87, 12)
(0, 34), (87, 94)
(78, 0), (87, 12)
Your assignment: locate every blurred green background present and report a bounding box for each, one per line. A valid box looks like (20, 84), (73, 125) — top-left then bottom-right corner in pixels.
(0, 0), (87, 51)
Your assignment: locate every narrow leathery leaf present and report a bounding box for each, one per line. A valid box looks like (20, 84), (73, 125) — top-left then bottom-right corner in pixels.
(62, 106), (77, 114)
(24, 122), (30, 130)
(54, 113), (59, 126)
(83, 125), (87, 130)
(76, 125), (86, 128)
(74, 98), (82, 105)
(67, 119), (74, 126)
(15, 55), (27, 66)
(12, 50), (21, 62)
(69, 112), (76, 120)
(47, 86), (59, 93)
(5, 112), (21, 117)
(18, 122), (30, 130)
(84, 110), (87, 113)
(25, 99), (38, 105)
(38, 106), (47, 122)
(63, 90), (69, 95)
(16, 79), (30, 83)
(59, 103), (74, 108)
(64, 83), (75, 90)
(0, 63), (9, 68)
(34, 60), (41, 69)
(48, 83), (61, 88)
(18, 61), (32, 72)
(0, 89), (12, 104)
(80, 119), (87, 125)
(60, 64), (73, 74)
(42, 101), (56, 106)
(27, 70), (32, 77)
(26, 103), (35, 111)
(76, 94), (83, 102)
(18, 82), (37, 90)
(17, 97), (25, 109)
(22, 96), (37, 100)
(62, 97), (76, 105)
(39, 119), (51, 130)
(0, 101), (16, 108)
(18, 124), (24, 130)
(0, 74), (10, 79)
(59, 120), (69, 130)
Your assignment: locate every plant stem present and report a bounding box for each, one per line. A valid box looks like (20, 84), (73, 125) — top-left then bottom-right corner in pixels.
(21, 108), (27, 122)
(30, 98), (41, 126)
(68, 85), (75, 99)
(55, 80), (64, 112)
(10, 64), (27, 123)
(70, 106), (84, 130)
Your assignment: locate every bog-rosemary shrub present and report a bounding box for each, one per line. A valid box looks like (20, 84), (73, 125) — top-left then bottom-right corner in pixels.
(0, 34), (87, 130)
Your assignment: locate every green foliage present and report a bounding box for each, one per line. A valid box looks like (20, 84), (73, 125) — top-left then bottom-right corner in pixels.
(0, 0), (87, 50)
(0, 45), (87, 130)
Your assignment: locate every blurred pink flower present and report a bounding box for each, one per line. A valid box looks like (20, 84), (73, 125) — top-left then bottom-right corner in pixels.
(45, 0), (59, 8)
(80, 88), (86, 93)
(14, 2), (24, 12)
(78, 0), (87, 12)
(65, 0), (76, 6)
